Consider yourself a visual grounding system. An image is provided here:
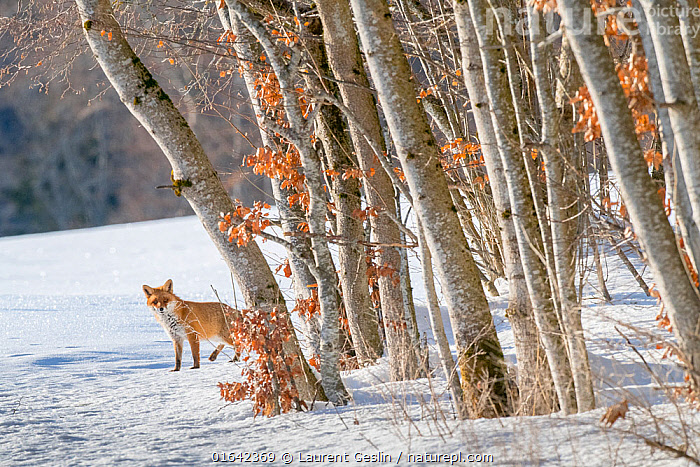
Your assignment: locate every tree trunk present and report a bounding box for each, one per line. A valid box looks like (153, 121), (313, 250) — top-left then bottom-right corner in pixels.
(464, 0), (578, 414)
(299, 132), (352, 406)
(528, 6), (595, 412)
(350, 0), (509, 416)
(315, 96), (382, 367)
(631, 2), (700, 275)
(557, 35), (613, 304)
(395, 192), (423, 360)
(638, 0), (700, 246)
(296, 19), (383, 366)
(559, 0), (700, 390)
(218, 9), (324, 360)
(417, 221), (466, 419)
(225, 0), (351, 405)
(453, 0), (555, 415)
(75, 0), (323, 401)
(677, 0), (700, 104)
(316, 0), (417, 379)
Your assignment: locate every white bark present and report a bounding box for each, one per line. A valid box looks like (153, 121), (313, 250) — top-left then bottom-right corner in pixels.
(453, 0), (556, 415)
(225, 0), (350, 405)
(299, 35), (382, 366)
(217, 9), (324, 359)
(528, 7), (595, 412)
(465, 0), (577, 414)
(350, 0), (509, 416)
(560, 0), (700, 390)
(315, 0), (417, 379)
(631, 2), (700, 275)
(417, 221), (466, 419)
(638, 0), (700, 248)
(677, 0), (700, 104)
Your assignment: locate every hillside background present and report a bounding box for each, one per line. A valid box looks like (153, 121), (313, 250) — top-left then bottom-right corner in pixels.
(0, 1), (268, 237)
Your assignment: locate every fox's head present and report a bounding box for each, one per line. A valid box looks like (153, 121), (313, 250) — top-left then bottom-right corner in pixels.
(142, 279), (176, 312)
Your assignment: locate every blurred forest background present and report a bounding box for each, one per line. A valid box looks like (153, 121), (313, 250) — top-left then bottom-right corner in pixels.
(0, 2), (268, 237)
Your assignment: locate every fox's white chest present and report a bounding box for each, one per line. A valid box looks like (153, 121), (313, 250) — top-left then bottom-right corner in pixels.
(152, 303), (187, 342)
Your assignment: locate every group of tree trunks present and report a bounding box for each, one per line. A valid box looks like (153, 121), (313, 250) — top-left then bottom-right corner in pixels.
(53, 0), (700, 415)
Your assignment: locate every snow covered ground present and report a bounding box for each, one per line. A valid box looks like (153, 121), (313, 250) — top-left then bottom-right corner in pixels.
(1, 216), (698, 466)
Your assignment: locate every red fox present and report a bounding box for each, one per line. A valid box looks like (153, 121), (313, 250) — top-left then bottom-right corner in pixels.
(142, 279), (240, 371)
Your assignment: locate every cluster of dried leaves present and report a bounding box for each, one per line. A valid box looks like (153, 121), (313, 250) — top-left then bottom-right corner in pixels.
(218, 307), (307, 417)
(218, 200), (271, 247)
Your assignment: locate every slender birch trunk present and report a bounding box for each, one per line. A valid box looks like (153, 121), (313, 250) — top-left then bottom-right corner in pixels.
(295, 127), (351, 406)
(677, 0), (700, 104)
(453, 0), (555, 415)
(631, 3), (700, 274)
(316, 98), (382, 367)
(528, 7), (595, 412)
(217, 9), (324, 359)
(74, 0), (322, 400)
(637, 0), (700, 244)
(486, 7), (559, 308)
(395, 193), (423, 361)
(315, 0), (417, 379)
(295, 23), (382, 365)
(417, 221), (466, 419)
(556, 36), (613, 305)
(504, 33), (562, 330)
(328, 167), (383, 366)
(464, 0), (577, 414)
(349, 0), (509, 417)
(560, 0), (700, 390)
(225, 0), (349, 405)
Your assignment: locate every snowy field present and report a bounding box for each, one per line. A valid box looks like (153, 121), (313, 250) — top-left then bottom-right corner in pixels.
(1, 216), (698, 466)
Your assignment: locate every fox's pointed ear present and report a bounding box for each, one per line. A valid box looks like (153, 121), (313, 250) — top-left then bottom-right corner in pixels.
(143, 285), (154, 297)
(163, 279), (173, 293)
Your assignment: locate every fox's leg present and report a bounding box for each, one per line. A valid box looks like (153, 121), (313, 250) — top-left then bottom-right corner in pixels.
(187, 333), (200, 369)
(223, 334), (240, 362)
(172, 340), (183, 372)
(209, 344), (225, 362)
